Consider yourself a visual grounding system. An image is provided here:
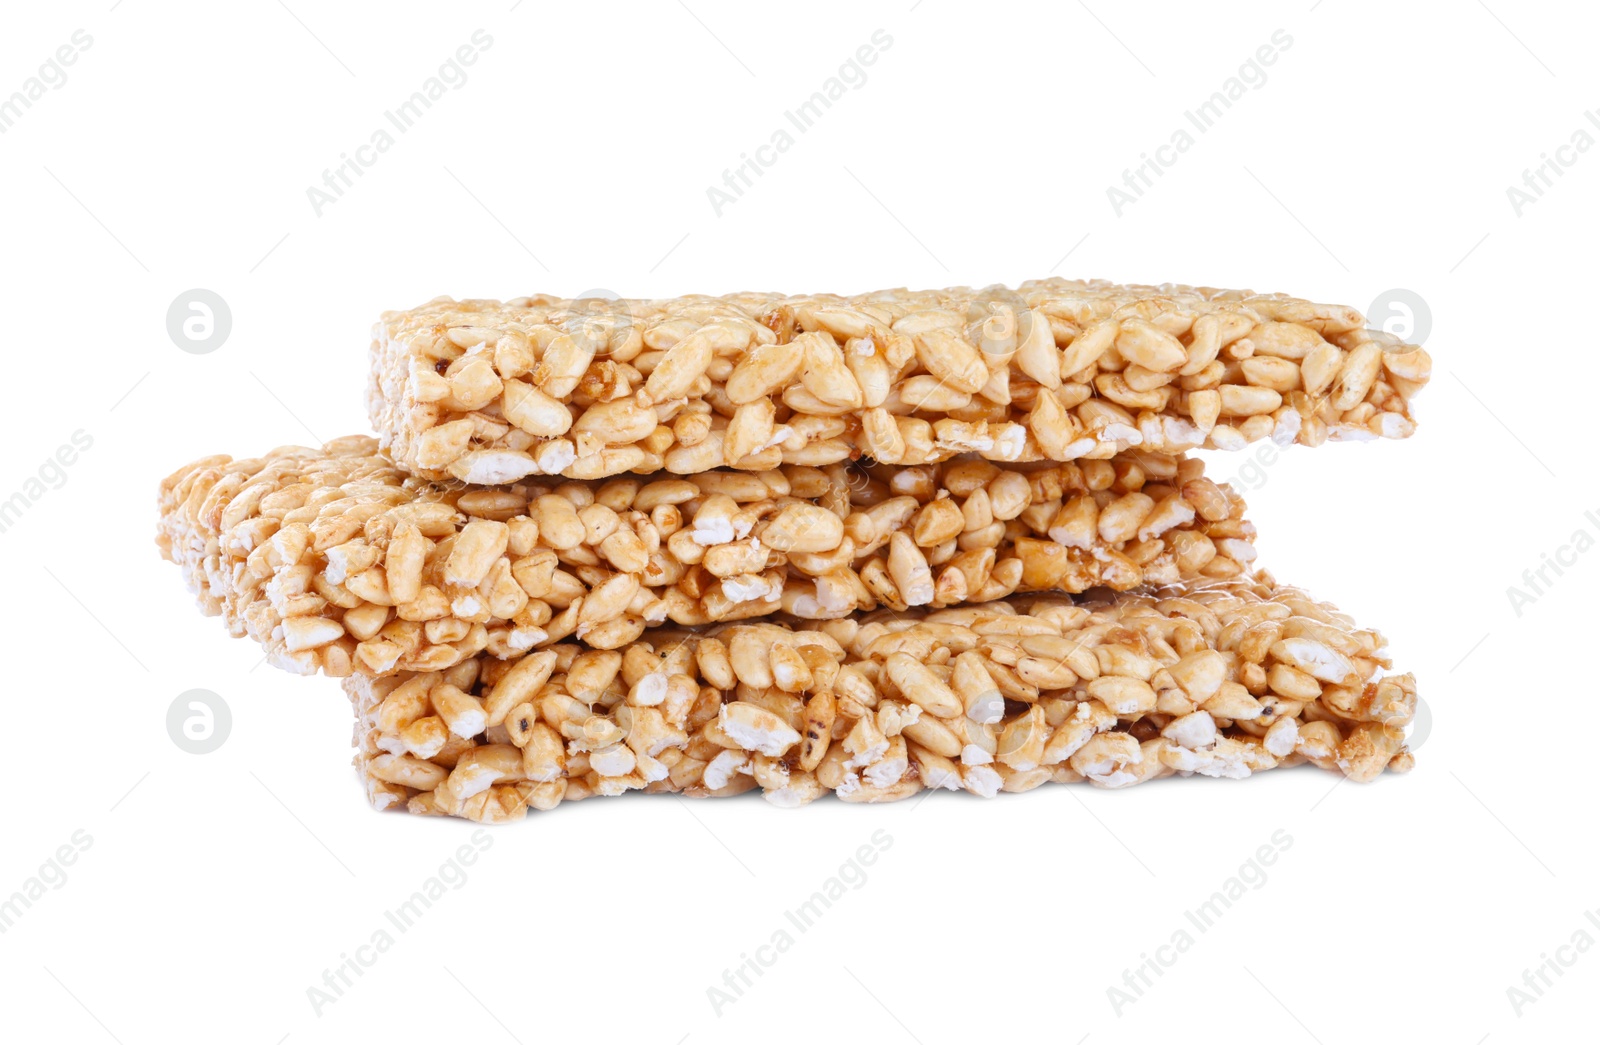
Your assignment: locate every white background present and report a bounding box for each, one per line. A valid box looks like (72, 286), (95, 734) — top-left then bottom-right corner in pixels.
(0, 0), (1592, 1041)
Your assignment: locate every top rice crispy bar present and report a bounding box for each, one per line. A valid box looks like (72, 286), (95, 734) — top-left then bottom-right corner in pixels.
(368, 278), (1432, 484)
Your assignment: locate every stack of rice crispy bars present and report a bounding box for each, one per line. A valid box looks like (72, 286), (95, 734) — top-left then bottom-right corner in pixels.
(159, 279), (1428, 822)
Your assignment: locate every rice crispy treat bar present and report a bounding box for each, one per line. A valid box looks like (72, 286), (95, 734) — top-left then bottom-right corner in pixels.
(158, 437), (1257, 678)
(346, 576), (1417, 823)
(368, 278), (1432, 484)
